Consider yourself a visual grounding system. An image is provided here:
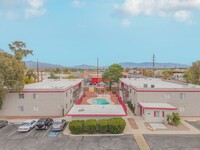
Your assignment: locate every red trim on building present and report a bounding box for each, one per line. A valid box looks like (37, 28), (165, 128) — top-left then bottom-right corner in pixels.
(21, 81), (83, 93)
(162, 111), (165, 117)
(138, 102), (177, 110)
(154, 111), (156, 117)
(67, 114), (126, 117)
(120, 81), (200, 93)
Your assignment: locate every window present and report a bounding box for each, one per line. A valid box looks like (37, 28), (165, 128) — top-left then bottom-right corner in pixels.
(164, 93), (171, 99)
(70, 90), (72, 94)
(180, 93), (185, 99)
(70, 99), (72, 104)
(18, 106), (24, 111)
(33, 94), (38, 99)
(179, 107), (185, 112)
(66, 92), (68, 97)
(154, 111), (160, 117)
(66, 104), (68, 109)
(33, 106), (39, 112)
(19, 94), (24, 99)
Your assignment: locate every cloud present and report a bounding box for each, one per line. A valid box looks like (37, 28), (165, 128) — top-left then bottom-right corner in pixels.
(5, 11), (19, 20)
(121, 18), (131, 28)
(174, 10), (192, 23)
(114, 0), (200, 23)
(71, 0), (86, 8)
(25, 0), (47, 18)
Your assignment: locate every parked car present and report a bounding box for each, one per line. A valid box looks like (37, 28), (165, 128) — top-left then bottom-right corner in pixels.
(18, 120), (37, 132)
(0, 120), (8, 128)
(35, 118), (54, 130)
(51, 119), (67, 131)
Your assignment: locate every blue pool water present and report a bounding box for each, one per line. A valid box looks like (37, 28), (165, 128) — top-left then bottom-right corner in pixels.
(92, 98), (109, 105)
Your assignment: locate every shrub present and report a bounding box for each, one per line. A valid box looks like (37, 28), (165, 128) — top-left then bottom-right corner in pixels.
(108, 118), (126, 134)
(97, 119), (109, 134)
(167, 113), (180, 126)
(127, 101), (135, 112)
(85, 119), (97, 134)
(69, 120), (85, 134)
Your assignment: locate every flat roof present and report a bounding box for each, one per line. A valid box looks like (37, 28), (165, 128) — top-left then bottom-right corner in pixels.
(24, 79), (83, 90)
(139, 102), (177, 110)
(67, 105), (126, 116)
(120, 78), (200, 89)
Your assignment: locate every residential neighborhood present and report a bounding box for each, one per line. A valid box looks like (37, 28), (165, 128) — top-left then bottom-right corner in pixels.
(1, 0), (200, 150)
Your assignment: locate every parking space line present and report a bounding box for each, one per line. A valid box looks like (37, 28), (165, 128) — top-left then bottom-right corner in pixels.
(0, 124), (11, 131)
(25, 128), (36, 137)
(43, 126), (52, 137)
(8, 130), (17, 137)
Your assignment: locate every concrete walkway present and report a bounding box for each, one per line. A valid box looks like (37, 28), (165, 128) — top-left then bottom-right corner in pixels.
(134, 134), (151, 150)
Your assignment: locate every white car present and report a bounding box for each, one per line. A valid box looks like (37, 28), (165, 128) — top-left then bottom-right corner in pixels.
(18, 120), (37, 132)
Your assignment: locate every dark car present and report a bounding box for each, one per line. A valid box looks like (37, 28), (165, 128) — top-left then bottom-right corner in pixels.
(51, 119), (67, 131)
(0, 120), (8, 128)
(35, 118), (54, 130)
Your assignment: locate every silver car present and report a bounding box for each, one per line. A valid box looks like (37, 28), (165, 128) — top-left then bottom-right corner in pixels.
(51, 119), (66, 131)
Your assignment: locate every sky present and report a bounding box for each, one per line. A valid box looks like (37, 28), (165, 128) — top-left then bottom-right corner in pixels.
(0, 0), (200, 67)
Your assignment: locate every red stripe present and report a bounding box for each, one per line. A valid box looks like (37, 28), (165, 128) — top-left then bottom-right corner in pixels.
(154, 111), (156, 117)
(67, 114), (127, 117)
(162, 111), (165, 117)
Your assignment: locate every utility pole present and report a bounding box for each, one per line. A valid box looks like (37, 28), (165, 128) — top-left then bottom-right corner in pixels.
(37, 59), (39, 82)
(152, 54), (156, 77)
(97, 57), (99, 83)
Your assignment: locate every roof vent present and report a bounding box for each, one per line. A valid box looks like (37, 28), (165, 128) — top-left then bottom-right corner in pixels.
(143, 84), (148, 88)
(151, 84), (155, 88)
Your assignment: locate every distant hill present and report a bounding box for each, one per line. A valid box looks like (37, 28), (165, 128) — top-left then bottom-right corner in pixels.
(25, 61), (65, 69)
(119, 62), (189, 68)
(25, 61), (189, 69)
(73, 64), (96, 69)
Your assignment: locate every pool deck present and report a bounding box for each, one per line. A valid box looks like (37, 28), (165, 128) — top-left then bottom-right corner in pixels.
(80, 91), (120, 105)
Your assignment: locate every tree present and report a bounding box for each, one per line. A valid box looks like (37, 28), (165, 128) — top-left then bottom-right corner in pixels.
(0, 41), (33, 108)
(184, 61), (200, 85)
(24, 69), (36, 84)
(8, 41), (33, 61)
(102, 64), (123, 90)
(0, 51), (25, 108)
(162, 69), (173, 79)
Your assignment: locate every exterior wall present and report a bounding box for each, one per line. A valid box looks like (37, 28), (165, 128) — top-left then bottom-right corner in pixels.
(0, 81), (84, 117)
(71, 116), (122, 120)
(136, 91), (200, 116)
(142, 109), (173, 122)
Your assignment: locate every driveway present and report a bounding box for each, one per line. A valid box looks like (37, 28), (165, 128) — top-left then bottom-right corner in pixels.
(144, 134), (200, 150)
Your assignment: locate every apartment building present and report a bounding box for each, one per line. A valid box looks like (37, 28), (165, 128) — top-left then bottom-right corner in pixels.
(0, 79), (84, 117)
(120, 78), (200, 122)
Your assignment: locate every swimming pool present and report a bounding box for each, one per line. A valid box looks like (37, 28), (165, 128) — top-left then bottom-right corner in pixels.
(92, 98), (109, 105)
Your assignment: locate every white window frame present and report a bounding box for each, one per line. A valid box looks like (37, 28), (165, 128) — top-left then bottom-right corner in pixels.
(33, 106), (39, 112)
(33, 93), (38, 99)
(18, 106), (24, 112)
(19, 94), (24, 99)
(164, 93), (171, 99)
(179, 107), (185, 112)
(180, 93), (185, 100)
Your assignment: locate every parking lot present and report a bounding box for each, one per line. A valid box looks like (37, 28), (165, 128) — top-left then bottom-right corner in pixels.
(144, 134), (200, 150)
(0, 123), (139, 150)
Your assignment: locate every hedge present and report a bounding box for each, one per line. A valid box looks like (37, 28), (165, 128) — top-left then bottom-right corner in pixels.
(108, 118), (126, 134)
(69, 118), (126, 134)
(69, 120), (85, 134)
(97, 119), (109, 134)
(85, 119), (97, 134)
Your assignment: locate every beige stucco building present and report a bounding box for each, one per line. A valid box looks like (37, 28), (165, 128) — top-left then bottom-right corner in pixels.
(120, 78), (200, 122)
(0, 79), (84, 117)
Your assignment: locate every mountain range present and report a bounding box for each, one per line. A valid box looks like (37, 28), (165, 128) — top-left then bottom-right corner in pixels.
(25, 61), (189, 69)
